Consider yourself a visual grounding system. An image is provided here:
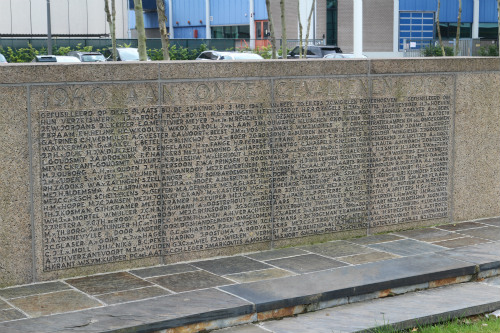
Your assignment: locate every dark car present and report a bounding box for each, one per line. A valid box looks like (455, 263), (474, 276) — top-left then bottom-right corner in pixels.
(102, 48), (150, 61)
(286, 45), (342, 59)
(196, 51), (263, 60)
(67, 51), (106, 62)
(0, 54), (7, 63)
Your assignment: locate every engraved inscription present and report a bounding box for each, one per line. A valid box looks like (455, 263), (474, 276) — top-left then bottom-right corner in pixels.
(39, 77), (453, 270)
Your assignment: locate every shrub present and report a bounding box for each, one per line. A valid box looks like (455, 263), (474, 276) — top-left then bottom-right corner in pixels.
(478, 45), (499, 57)
(422, 45), (454, 57)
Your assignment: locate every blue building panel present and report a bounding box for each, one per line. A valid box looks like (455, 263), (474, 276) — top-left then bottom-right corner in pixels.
(210, 0), (250, 25)
(254, 0), (268, 20)
(172, 0), (205, 27)
(174, 27), (206, 39)
(144, 12), (159, 29)
(400, 0), (473, 22)
(480, 0), (499, 22)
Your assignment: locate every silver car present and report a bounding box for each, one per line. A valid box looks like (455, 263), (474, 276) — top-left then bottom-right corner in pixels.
(0, 54), (7, 63)
(323, 53), (367, 59)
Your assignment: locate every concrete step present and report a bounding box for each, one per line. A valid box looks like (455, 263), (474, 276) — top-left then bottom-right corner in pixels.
(215, 278), (500, 333)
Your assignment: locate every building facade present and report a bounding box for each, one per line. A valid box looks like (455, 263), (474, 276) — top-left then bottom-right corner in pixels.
(0, 0), (130, 38)
(0, 0), (498, 55)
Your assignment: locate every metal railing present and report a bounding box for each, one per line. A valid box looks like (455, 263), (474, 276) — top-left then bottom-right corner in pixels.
(401, 38), (499, 57)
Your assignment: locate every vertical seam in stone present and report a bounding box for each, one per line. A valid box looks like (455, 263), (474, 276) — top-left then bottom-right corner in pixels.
(449, 73), (458, 224)
(27, 85), (37, 283)
(366, 68), (373, 236)
(158, 76), (165, 266)
(270, 78), (275, 250)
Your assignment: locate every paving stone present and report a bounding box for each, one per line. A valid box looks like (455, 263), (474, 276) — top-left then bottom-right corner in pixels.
(216, 324), (269, 333)
(245, 248), (308, 261)
(260, 283), (500, 333)
(0, 281), (70, 299)
(432, 237), (490, 249)
(191, 256), (272, 275)
(337, 251), (399, 265)
(265, 254), (348, 274)
(0, 309), (26, 322)
(394, 228), (458, 242)
(300, 240), (373, 258)
(221, 253), (474, 312)
(437, 242), (500, 270)
(0, 288), (253, 333)
(347, 234), (403, 245)
(95, 286), (171, 305)
(0, 299), (10, 310)
(148, 270), (234, 292)
(437, 221), (488, 231)
(477, 217), (500, 227)
(66, 272), (153, 295)
(225, 268), (295, 283)
(368, 239), (447, 256)
(456, 226), (500, 241)
(9, 290), (101, 317)
(130, 264), (198, 278)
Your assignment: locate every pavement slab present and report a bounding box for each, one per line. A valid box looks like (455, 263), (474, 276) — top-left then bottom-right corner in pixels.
(436, 242), (500, 271)
(394, 228), (459, 242)
(264, 254), (348, 274)
(436, 221), (489, 231)
(299, 240), (374, 258)
(245, 248), (309, 261)
(191, 256), (273, 275)
(346, 234), (403, 245)
(432, 236), (490, 249)
(337, 251), (399, 265)
(0, 309), (26, 322)
(0, 288), (254, 333)
(129, 263), (199, 278)
(0, 281), (71, 299)
(478, 217), (500, 227)
(66, 272), (153, 295)
(221, 253), (475, 312)
(148, 270), (235, 292)
(224, 268), (295, 283)
(456, 226), (500, 241)
(8, 289), (102, 317)
(95, 286), (171, 305)
(367, 239), (447, 256)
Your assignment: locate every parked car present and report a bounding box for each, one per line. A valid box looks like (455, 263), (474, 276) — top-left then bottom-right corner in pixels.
(102, 48), (150, 61)
(196, 51), (264, 60)
(32, 55), (81, 63)
(286, 45), (342, 59)
(67, 51), (106, 62)
(0, 53), (7, 63)
(323, 53), (367, 59)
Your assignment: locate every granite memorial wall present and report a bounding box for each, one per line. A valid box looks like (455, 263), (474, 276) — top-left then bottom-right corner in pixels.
(1, 58), (499, 286)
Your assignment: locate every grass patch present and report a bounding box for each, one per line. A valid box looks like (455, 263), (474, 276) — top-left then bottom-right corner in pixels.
(372, 315), (500, 333)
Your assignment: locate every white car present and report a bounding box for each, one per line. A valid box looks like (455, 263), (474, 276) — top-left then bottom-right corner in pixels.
(323, 53), (367, 59)
(196, 51), (263, 60)
(32, 55), (81, 63)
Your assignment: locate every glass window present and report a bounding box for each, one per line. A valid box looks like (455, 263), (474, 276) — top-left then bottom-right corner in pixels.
(479, 23), (498, 39)
(211, 25), (250, 39)
(399, 12), (434, 50)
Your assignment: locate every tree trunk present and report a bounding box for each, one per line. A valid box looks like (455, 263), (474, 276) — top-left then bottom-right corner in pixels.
(298, 0), (303, 58)
(455, 0), (462, 56)
(156, 0), (170, 60)
(304, 0), (315, 57)
(134, 0), (148, 61)
(265, 0), (277, 58)
(104, 0), (117, 61)
(437, 0), (445, 56)
(280, 0), (287, 58)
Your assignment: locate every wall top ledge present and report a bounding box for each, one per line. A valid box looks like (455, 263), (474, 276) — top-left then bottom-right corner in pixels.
(0, 57), (498, 84)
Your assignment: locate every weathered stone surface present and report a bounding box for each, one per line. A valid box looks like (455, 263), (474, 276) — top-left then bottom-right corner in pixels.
(0, 58), (498, 285)
(265, 254), (348, 274)
(367, 239), (447, 256)
(148, 270), (234, 292)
